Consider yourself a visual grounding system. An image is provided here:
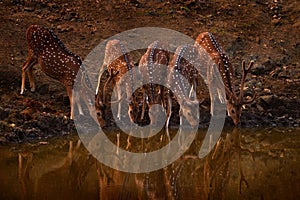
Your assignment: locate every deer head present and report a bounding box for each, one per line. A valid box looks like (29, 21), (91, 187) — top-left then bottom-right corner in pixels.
(223, 61), (257, 125)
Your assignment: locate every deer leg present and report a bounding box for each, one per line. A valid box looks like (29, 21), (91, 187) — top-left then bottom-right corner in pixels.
(165, 94), (172, 128)
(193, 79), (197, 99)
(74, 90), (84, 116)
(188, 84), (194, 99)
(140, 87), (146, 120)
(117, 85), (122, 120)
(165, 127), (171, 143)
(188, 78), (197, 99)
(18, 153), (23, 182)
(27, 63), (37, 92)
(210, 94), (215, 116)
(159, 86), (165, 109)
(238, 149), (249, 194)
(67, 141), (74, 160)
(148, 104), (157, 126)
(18, 153), (27, 197)
(66, 86), (74, 119)
(126, 134), (131, 150)
(18, 152), (33, 199)
(207, 76), (215, 116)
(179, 108), (183, 127)
(96, 64), (107, 95)
(20, 55), (37, 94)
(116, 133), (120, 155)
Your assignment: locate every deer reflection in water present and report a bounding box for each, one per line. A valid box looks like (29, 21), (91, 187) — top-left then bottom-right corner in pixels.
(95, 159), (175, 200)
(159, 128), (254, 199)
(201, 128), (254, 199)
(18, 140), (95, 200)
(15, 127), (256, 199)
(88, 128), (254, 199)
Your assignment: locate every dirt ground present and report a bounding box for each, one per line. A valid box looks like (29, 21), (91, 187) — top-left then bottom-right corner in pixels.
(0, 0), (299, 143)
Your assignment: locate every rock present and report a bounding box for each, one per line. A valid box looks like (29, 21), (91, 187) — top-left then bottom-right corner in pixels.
(38, 84), (49, 95)
(0, 121), (11, 132)
(256, 104), (264, 112)
(24, 7), (35, 12)
(0, 106), (9, 120)
(269, 67), (281, 78)
(57, 24), (73, 32)
(20, 108), (34, 120)
(260, 95), (276, 104)
(262, 59), (275, 71)
(271, 18), (281, 25)
(63, 13), (73, 21)
(263, 88), (272, 94)
(0, 136), (6, 143)
(252, 64), (266, 75)
(252, 59), (275, 75)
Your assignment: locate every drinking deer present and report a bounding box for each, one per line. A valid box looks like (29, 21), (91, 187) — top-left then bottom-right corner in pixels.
(20, 25), (95, 120)
(95, 39), (137, 125)
(138, 41), (170, 125)
(195, 32), (257, 125)
(166, 45), (203, 128)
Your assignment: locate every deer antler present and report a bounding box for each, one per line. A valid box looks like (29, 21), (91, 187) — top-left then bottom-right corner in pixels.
(239, 60), (256, 105)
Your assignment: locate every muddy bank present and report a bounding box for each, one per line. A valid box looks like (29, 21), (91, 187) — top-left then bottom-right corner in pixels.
(0, 0), (299, 143)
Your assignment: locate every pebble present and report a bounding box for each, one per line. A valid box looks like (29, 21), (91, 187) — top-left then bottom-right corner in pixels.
(63, 13), (73, 21)
(252, 64), (266, 75)
(24, 7), (34, 12)
(263, 88), (272, 94)
(257, 104), (264, 112)
(260, 95), (275, 104)
(271, 18), (281, 25)
(0, 107), (9, 120)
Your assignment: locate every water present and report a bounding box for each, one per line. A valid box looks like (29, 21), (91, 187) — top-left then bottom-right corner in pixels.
(0, 127), (299, 200)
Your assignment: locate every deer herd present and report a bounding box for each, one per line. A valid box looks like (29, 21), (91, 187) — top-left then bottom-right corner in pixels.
(20, 25), (257, 128)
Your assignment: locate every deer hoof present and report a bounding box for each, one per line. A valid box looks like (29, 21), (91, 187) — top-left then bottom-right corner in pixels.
(20, 89), (26, 95)
(30, 87), (35, 92)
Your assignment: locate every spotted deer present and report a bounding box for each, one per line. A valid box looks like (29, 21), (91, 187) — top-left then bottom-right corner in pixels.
(195, 32), (257, 125)
(166, 45), (203, 128)
(95, 39), (137, 124)
(20, 25), (95, 120)
(138, 41), (170, 125)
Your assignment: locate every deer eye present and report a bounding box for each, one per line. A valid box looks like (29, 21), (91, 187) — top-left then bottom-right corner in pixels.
(231, 109), (235, 114)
